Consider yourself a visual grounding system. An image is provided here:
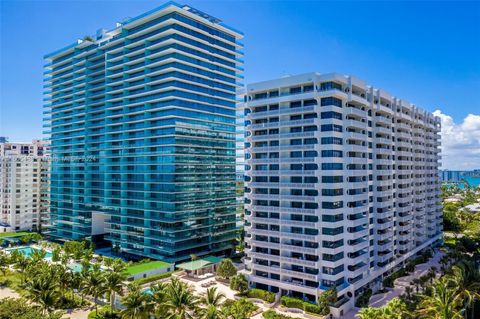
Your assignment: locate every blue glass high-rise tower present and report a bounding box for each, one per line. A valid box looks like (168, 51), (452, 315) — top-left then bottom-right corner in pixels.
(43, 2), (244, 262)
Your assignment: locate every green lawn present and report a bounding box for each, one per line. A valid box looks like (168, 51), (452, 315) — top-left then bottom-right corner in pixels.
(125, 260), (172, 275)
(0, 232), (30, 239)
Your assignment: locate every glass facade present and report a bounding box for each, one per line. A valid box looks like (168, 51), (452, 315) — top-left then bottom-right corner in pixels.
(43, 2), (243, 262)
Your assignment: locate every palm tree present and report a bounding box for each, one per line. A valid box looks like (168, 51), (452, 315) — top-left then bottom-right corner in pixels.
(104, 268), (127, 311)
(150, 282), (168, 318)
(13, 253), (30, 281)
(22, 270), (60, 315)
(84, 266), (106, 314)
(417, 277), (464, 319)
(450, 261), (480, 319)
(197, 305), (226, 319)
(197, 287), (226, 319)
(120, 283), (153, 319)
(356, 307), (383, 319)
(0, 252), (9, 276)
(222, 298), (257, 319)
(382, 298), (411, 319)
(164, 278), (198, 319)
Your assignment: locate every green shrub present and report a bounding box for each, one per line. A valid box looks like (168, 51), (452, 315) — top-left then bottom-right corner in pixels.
(88, 305), (120, 319)
(304, 302), (322, 314)
(230, 273), (249, 294)
(216, 258), (237, 279)
(262, 309), (294, 319)
(132, 271), (173, 285)
(355, 288), (372, 308)
(247, 288), (276, 303)
(384, 267), (410, 288)
(280, 296), (304, 309)
(280, 295), (327, 314)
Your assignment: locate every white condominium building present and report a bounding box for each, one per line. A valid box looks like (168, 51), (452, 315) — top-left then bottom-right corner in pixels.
(243, 72), (442, 316)
(0, 140), (49, 233)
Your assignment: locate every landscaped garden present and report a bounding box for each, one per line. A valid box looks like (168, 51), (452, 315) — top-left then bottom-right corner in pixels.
(354, 183), (480, 319)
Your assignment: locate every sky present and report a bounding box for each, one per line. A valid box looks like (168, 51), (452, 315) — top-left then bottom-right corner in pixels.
(1, 0), (479, 169)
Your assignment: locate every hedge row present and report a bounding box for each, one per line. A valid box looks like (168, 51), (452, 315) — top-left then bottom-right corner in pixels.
(262, 309), (294, 319)
(280, 296), (324, 315)
(248, 288), (276, 303)
(132, 271), (174, 285)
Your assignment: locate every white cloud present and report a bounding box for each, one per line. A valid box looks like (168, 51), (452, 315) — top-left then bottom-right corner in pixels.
(433, 110), (480, 170)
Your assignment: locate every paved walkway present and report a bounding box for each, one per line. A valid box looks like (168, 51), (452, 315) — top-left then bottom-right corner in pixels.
(369, 251), (443, 307)
(0, 286), (19, 299)
(63, 306), (94, 319)
(343, 250), (444, 318)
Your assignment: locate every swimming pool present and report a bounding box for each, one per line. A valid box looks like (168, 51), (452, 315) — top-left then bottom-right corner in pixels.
(7, 247), (52, 259)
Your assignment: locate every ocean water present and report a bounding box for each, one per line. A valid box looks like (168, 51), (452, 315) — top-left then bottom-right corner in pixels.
(464, 177), (480, 187)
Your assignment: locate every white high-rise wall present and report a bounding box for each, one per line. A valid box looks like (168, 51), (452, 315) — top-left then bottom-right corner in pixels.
(0, 140), (49, 233)
(243, 72), (442, 317)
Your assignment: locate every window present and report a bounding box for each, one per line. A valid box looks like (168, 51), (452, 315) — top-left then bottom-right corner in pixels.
(322, 189), (344, 196)
(322, 201), (344, 209)
(304, 176), (318, 183)
(303, 125), (317, 132)
(321, 124), (343, 132)
(321, 150), (343, 157)
(322, 226), (344, 235)
(290, 139), (302, 145)
(290, 87), (302, 94)
(291, 176), (302, 183)
(321, 97), (343, 107)
(320, 82), (342, 91)
(322, 163), (343, 170)
(269, 91), (279, 98)
(321, 111), (343, 120)
(321, 137), (343, 145)
(291, 151), (302, 158)
(322, 214), (344, 222)
(304, 113), (317, 119)
(304, 151), (317, 157)
(254, 92), (267, 100)
(290, 101), (302, 108)
(322, 176), (344, 183)
(304, 138), (317, 145)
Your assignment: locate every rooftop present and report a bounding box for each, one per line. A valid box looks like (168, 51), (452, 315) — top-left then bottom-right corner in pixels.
(125, 260), (172, 275)
(176, 256), (223, 271)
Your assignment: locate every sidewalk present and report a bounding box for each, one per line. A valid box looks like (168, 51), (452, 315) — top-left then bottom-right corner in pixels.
(344, 250), (444, 318)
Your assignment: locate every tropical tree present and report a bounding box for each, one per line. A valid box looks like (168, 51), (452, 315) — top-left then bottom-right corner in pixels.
(197, 287), (226, 319)
(222, 298), (257, 319)
(450, 261), (480, 319)
(382, 298), (411, 319)
(356, 307), (384, 319)
(150, 282), (169, 318)
(22, 267), (60, 315)
(216, 259), (237, 280)
(0, 252), (9, 276)
(84, 265), (106, 315)
(120, 283), (153, 319)
(163, 277), (198, 319)
(230, 274), (249, 295)
(417, 277), (464, 319)
(104, 267), (128, 311)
